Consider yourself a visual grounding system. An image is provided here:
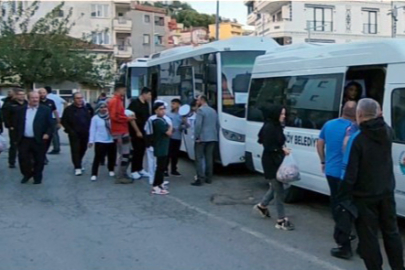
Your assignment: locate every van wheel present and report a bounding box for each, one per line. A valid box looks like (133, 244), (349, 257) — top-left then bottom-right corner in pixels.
(284, 185), (304, 204)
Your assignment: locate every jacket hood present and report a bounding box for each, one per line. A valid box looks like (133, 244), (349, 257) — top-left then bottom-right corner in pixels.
(360, 117), (390, 145)
(262, 105), (283, 125)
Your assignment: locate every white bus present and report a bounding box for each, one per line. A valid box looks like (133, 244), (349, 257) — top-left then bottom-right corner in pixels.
(124, 37), (280, 166)
(245, 40), (405, 215)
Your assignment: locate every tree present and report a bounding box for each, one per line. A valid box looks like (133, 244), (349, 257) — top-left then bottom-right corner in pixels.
(0, 1), (114, 89)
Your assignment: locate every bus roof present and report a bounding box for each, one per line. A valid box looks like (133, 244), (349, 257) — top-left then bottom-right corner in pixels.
(147, 37), (279, 66)
(253, 39), (405, 76)
(125, 58), (149, 68)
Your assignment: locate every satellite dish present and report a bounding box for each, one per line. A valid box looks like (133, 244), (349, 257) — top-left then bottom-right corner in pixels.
(179, 104), (190, 116)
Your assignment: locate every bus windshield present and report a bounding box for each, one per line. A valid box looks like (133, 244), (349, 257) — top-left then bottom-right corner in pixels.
(129, 67), (148, 98)
(221, 51), (265, 118)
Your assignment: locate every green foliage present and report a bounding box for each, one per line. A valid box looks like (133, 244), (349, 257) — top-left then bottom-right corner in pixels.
(151, 0), (215, 28)
(0, 1), (113, 89)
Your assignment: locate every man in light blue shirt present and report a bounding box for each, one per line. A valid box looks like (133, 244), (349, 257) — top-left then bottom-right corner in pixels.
(45, 86), (66, 154)
(165, 98), (184, 177)
(316, 101), (357, 259)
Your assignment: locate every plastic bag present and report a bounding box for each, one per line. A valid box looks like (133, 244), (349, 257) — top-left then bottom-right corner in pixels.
(0, 135), (6, 153)
(276, 154), (301, 183)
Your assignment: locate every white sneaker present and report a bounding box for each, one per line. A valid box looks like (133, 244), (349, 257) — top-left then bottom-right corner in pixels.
(109, 171), (115, 177)
(131, 172), (141, 180)
(90, 176), (97, 181)
(139, 170), (150, 178)
(75, 169), (82, 176)
(151, 186), (169, 195)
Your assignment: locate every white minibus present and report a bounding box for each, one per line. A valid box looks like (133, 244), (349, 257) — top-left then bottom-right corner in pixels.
(245, 40), (405, 215)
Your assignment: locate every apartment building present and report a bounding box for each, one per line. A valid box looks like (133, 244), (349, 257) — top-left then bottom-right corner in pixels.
(128, 4), (169, 59)
(208, 21), (244, 40)
(245, 0), (405, 44)
(168, 19), (209, 46)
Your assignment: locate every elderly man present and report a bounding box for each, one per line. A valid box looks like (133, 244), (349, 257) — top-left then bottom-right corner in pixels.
(61, 92), (92, 176)
(13, 92), (52, 184)
(338, 98), (404, 270)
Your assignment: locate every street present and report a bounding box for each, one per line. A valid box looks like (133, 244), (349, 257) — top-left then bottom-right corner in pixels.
(0, 134), (401, 270)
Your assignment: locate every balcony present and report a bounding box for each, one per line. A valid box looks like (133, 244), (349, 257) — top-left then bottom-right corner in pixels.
(113, 18), (132, 32)
(255, 0), (290, 14)
(114, 45), (132, 58)
(247, 12), (257, 26)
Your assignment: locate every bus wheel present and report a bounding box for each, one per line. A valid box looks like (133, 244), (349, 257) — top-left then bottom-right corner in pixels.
(284, 185), (304, 204)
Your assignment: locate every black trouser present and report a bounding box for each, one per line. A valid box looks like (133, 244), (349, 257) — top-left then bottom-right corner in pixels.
(8, 129), (17, 166)
(153, 156), (168, 187)
(195, 141), (216, 182)
(18, 137), (46, 182)
(355, 195), (404, 270)
(44, 122), (55, 160)
(68, 133), (88, 169)
(91, 142), (116, 176)
(326, 176), (340, 219)
(166, 139), (181, 173)
(131, 136), (145, 172)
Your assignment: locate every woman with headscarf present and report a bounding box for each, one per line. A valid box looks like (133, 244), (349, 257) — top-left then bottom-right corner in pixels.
(253, 105), (294, 231)
(88, 102), (117, 181)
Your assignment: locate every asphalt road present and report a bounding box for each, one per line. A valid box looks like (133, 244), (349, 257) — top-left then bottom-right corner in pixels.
(0, 133), (402, 270)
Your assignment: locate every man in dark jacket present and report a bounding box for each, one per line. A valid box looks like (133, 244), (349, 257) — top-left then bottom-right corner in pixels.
(61, 92), (92, 176)
(13, 92), (52, 184)
(339, 98), (404, 270)
(3, 89), (27, 168)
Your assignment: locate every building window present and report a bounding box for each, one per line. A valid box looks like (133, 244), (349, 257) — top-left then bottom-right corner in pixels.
(91, 4), (109, 18)
(91, 31), (110, 45)
(363, 10), (377, 34)
(155, 16), (164, 26)
(143, 34), (150, 44)
(154, 35), (163, 45)
(144, 15), (150, 23)
(247, 2), (254, 15)
(308, 7), (333, 32)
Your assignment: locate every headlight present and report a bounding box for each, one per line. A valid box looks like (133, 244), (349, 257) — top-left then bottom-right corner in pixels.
(222, 129), (245, 142)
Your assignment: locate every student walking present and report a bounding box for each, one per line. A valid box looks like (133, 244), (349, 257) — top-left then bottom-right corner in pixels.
(338, 98), (404, 270)
(151, 102), (172, 195)
(61, 92), (92, 176)
(88, 102), (116, 181)
(165, 98), (184, 177)
(144, 100), (172, 185)
(108, 84), (136, 184)
(253, 105), (294, 231)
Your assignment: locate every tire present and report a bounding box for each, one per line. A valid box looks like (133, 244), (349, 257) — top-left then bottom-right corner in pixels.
(284, 184), (304, 204)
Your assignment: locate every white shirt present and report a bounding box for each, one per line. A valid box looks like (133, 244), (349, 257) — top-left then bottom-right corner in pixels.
(24, 106), (38, 138)
(89, 115), (113, 144)
(47, 93), (66, 118)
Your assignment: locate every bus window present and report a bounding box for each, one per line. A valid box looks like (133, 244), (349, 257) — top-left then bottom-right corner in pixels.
(247, 73), (344, 130)
(392, 88), (405, 143)
(178, 66), (194, 104)
(221, 51), (265, 118)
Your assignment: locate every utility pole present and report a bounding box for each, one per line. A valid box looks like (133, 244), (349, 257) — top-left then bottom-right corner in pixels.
(215, 0), (220, 40)
(391, 1), (396, 38)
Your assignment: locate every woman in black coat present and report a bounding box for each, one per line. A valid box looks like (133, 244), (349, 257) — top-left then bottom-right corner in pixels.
(253, 105), (294, 231)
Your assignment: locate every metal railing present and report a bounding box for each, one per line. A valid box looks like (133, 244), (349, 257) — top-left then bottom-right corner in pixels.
(306, 21), (333, 32)
(363, 23), (377, 34)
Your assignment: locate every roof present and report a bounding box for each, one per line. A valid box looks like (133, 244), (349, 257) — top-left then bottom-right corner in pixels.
(132, 4), (167, 15)
(253, 39), (405, 76)
(144, 37), (279, 67)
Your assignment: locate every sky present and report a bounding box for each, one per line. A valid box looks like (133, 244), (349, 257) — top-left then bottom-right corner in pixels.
(186, 1), (249, 27)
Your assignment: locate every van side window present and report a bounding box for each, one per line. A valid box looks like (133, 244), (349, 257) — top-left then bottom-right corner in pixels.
(392, 88), (405, 143)
(247, 73), (344, 130)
